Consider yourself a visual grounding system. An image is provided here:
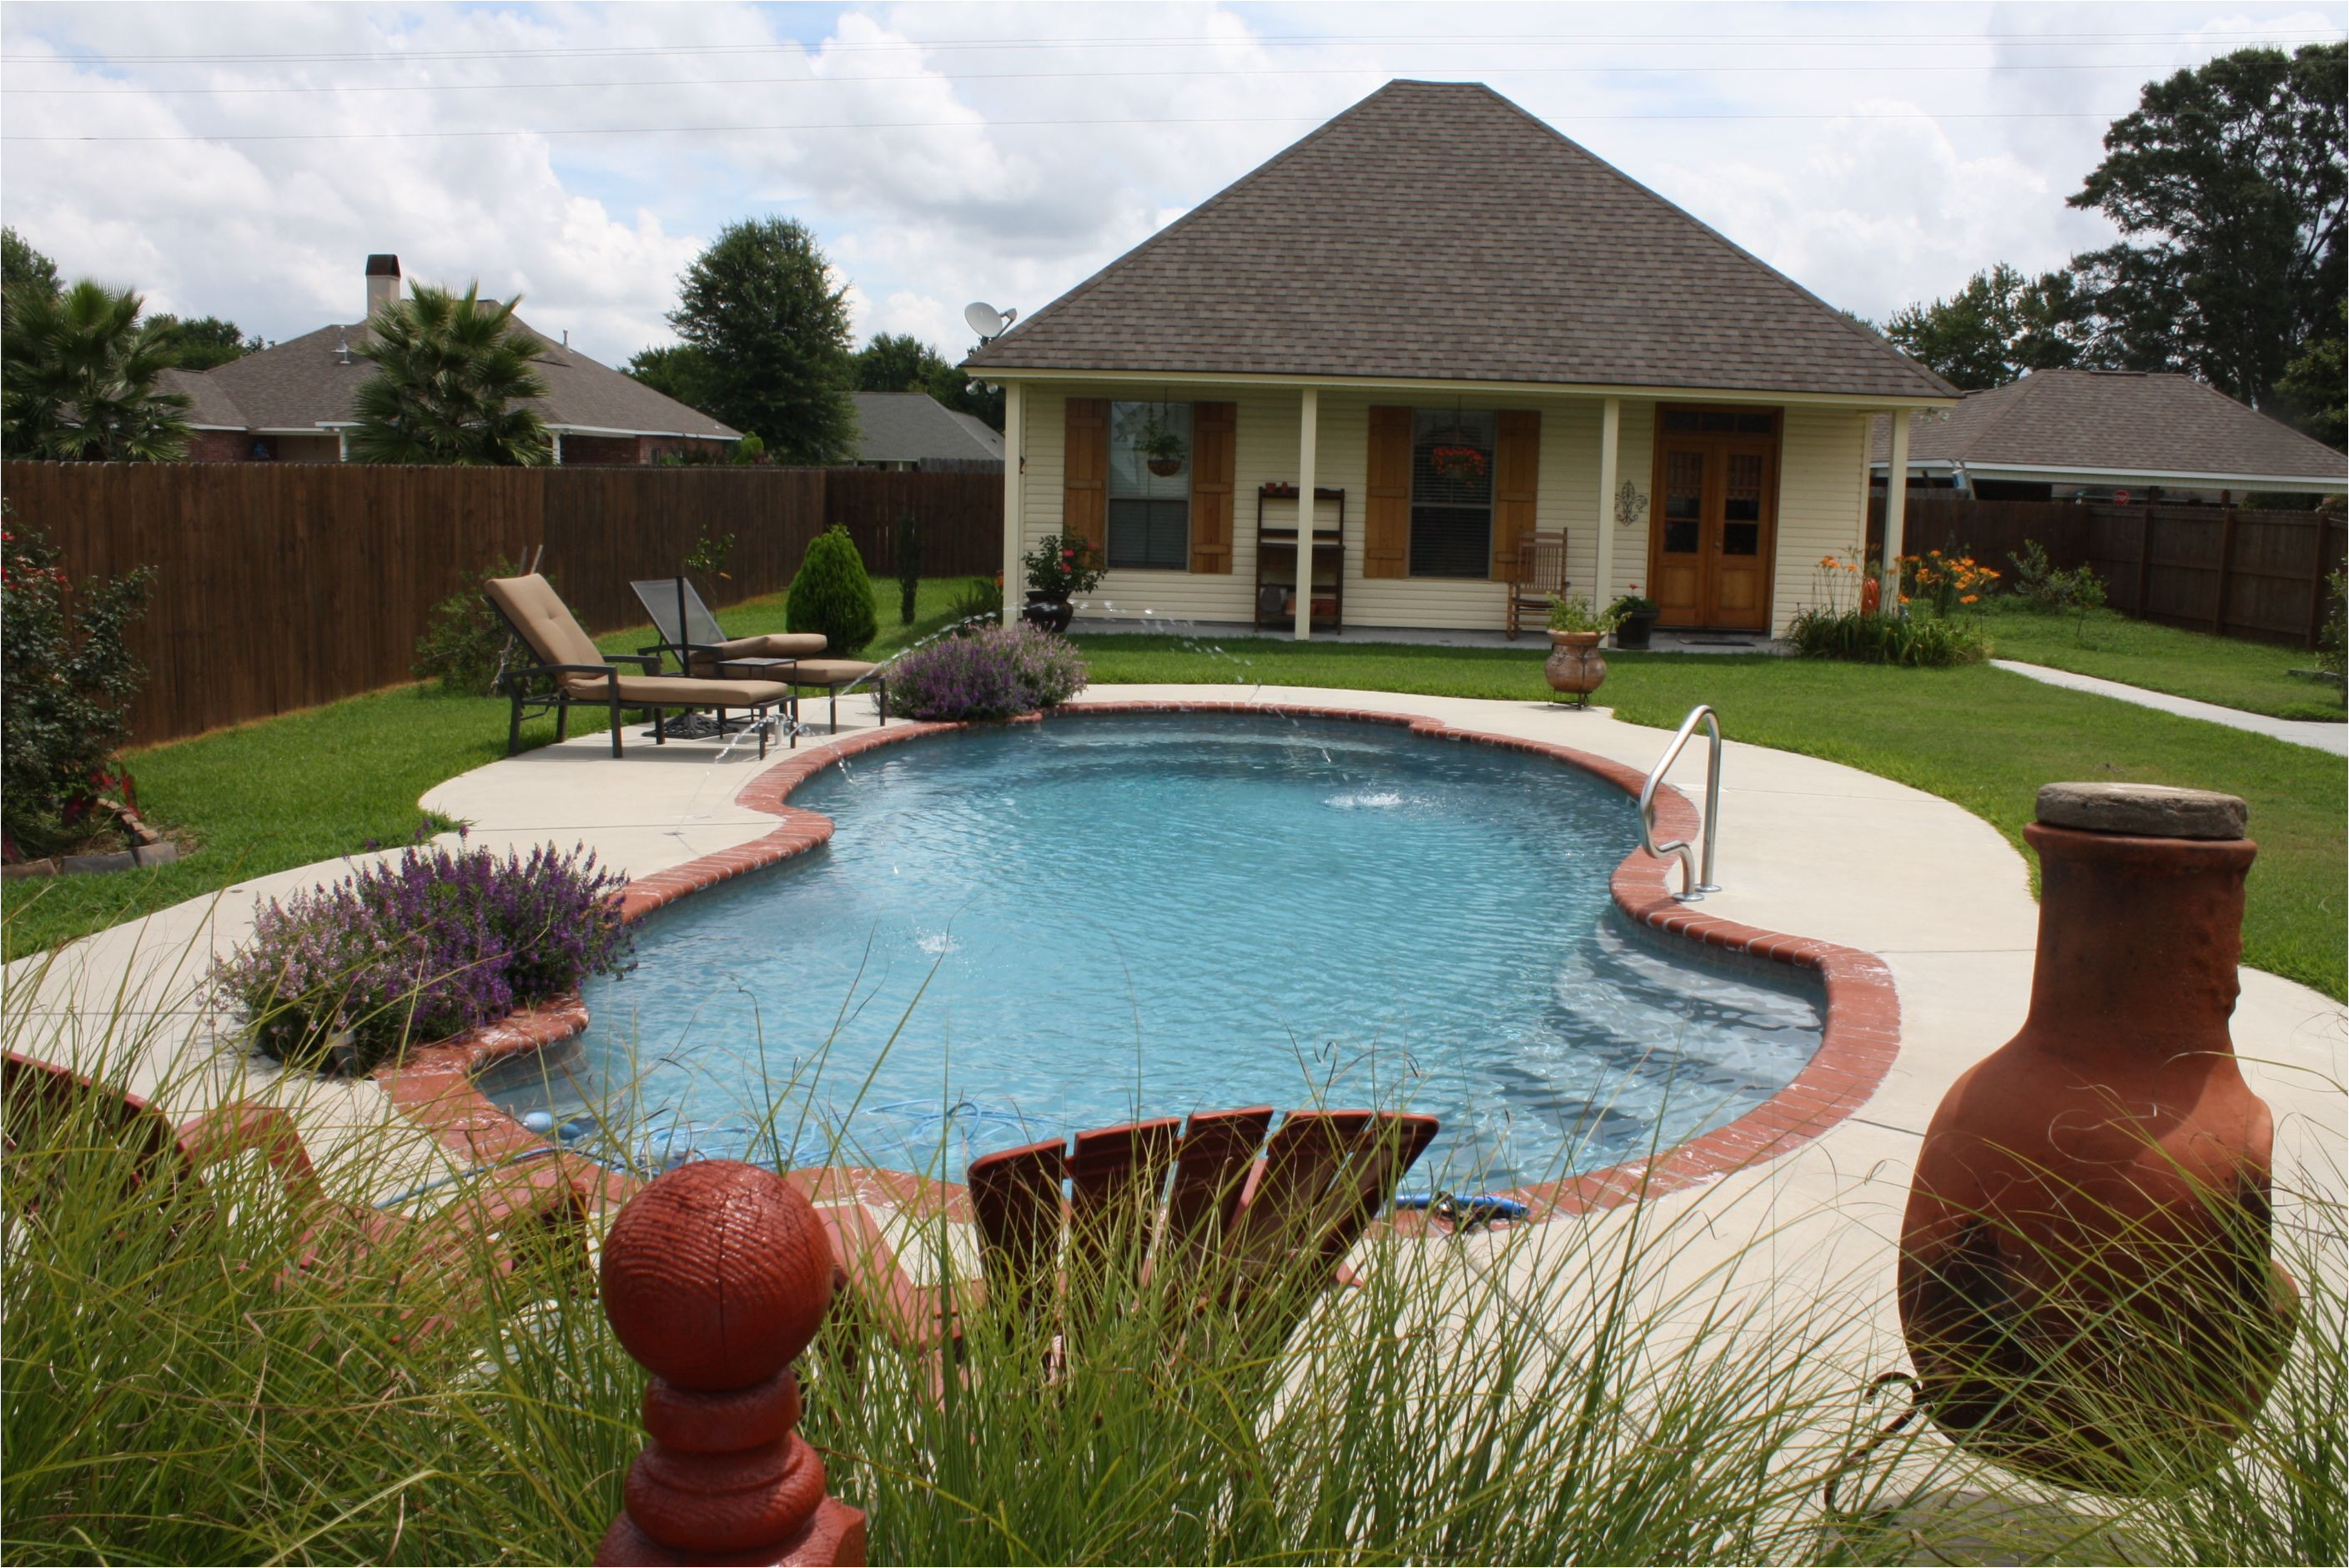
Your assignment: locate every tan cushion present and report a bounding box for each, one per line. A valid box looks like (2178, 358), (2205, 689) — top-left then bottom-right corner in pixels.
(603, 676), (795, 706)
(686, 632), (829, 676)
(779, 660), (878, 688)
(485, 574), (604, 671)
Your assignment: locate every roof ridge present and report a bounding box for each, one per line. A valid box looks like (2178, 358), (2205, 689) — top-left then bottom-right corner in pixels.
(1936, 375), (2037, 463)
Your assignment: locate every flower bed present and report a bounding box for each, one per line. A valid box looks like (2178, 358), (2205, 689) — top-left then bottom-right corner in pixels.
(885, 622), (1088, 721)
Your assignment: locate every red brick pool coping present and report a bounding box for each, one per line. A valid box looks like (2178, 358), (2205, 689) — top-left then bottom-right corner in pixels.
(375, 700), (1899, 1251)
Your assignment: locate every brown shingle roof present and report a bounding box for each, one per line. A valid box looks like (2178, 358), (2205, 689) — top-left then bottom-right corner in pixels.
(965, 79), (1954, 401)
(849, 392), (1004, 464)
(1871, 369), (2346, 486)
(198, 319), (738, 439)
(156, 367), (248, 430)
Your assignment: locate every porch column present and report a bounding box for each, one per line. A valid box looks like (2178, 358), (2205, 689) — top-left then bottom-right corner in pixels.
(1294, 386), (1320, 641)
(1882, 409), (1910, 615)
(1000, 382), (1024, 626)
(1593, 397), (1621, 607)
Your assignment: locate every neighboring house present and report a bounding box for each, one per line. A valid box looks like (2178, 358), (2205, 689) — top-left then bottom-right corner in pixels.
(175, 255), (738, 464)
(1869, 369), (2347, 503)
(848, 390), (1005, 470)
(964, 80), (1958, 638)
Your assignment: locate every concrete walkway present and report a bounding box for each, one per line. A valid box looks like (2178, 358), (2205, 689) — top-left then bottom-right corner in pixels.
(1992, 658), (2348, 756)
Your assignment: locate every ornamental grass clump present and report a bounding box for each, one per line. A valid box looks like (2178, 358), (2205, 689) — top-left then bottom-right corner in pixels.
(886, 621), (1088, 720)
(214, 836), (631, 1073)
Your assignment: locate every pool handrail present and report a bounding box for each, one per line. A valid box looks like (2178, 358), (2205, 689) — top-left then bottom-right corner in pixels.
(1638, 704), (1723, 902)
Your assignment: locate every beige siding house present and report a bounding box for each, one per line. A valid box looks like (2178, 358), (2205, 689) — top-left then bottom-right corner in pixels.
(967, 81), (1959, 639)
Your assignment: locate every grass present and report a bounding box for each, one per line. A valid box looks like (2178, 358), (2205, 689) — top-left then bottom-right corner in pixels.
(1074, 636), (2348, 1000)
(0, 574), (988, 965)
(1979, 599), (2346, 721)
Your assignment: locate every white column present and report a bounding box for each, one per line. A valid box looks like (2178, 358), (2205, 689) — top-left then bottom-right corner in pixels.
(1000, 382), (1024, 626)
(1882, 409), (1910, 615)
(1294, 387), (1319, 641)
(1593, 396), (1621, 606)
(551, 430), (564, 465)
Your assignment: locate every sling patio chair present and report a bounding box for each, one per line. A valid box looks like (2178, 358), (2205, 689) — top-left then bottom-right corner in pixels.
(628, 575), (888, 736)
(1, 1049), (593, 1293)
(1505, 529), (1570, 640)
(964, 1105), (1439, 1361)
(483, 573), (797, 759)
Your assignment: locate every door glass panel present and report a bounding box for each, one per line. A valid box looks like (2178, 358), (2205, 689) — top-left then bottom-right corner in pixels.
(1700, 410), (1735, 432)
(1723, 523), (1760, 555)
(1737, 412), (1776, 435)
(1662, 410), (1700, 433)
(1722, 452), (1763, 555)
(1662, 450), (1703, 553)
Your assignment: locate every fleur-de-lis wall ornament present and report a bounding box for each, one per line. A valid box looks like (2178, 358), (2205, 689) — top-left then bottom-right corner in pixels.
(1615, 480), (1648, 527)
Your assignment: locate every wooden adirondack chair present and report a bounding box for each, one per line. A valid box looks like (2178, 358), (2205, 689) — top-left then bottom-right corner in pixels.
(966, 1106), (1439, 1354)
(0, 1049), (591, 1287)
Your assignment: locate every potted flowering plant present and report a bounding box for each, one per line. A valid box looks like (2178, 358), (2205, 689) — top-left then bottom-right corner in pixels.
(1428, 444), (1488, 483)
(1543, 594), (1622, 707)
(1138, 409), (1188, 475)
(1604, 587), (1661, 650)
(1020, 532), (1104, 635)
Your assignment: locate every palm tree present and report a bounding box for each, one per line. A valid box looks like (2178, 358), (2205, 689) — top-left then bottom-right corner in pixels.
(348, 281), (554, 466)
(1, 281), (192, 460)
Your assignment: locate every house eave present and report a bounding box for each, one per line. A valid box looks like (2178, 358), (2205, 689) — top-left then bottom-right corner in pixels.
(971, 364), (1954, 410)
(546, 423), (737, 440)
(1871, 459), (2347, 492)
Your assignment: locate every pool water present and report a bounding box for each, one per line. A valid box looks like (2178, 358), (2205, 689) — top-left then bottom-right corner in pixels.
(486, 716), (1823, 1188)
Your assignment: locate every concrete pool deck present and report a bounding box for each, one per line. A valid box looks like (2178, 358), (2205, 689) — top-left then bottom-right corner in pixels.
(7, 686), (2342, 1364)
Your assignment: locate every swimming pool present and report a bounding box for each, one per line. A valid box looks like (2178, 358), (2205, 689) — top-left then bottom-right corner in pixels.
(485, 714), (1823, 1188)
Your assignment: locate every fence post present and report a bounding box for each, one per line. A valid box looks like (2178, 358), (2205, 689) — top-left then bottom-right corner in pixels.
(2212, 505), (2238, 636)
(2135, 508), (2154, 620)
(596, 1160), (867, 1567)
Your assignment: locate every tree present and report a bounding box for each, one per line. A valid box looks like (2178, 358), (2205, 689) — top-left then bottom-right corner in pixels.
(852, 330), (1005, 431)
(2278, 299), (2346, 450)
(1, 280), (192, 460)
(667, 218), (857, 465)
(2, 227), (58, 299)
(348, 280), (554, 466)
(152, 314), (258, 371)
(624, 343), (717, 411)
(1879, 264), (2081, 389)
(2064, 42), (2346, 410)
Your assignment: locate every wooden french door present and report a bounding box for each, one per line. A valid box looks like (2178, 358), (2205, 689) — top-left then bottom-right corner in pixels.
(1647, 408), (1781, 631)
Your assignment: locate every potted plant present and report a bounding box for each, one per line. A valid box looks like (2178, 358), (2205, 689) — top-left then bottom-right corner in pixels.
(1605, 588), (1660, 650)
(1544, 594), (1623, 707)
(1019, 532), (1104, 635)
(1428, 443), (1488, 484)
(1138, 409), (1188, 475)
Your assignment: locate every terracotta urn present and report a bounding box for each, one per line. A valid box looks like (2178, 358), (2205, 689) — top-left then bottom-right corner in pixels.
(1898, 782), (2297, 1495)
(1544, 629), (1607, 707)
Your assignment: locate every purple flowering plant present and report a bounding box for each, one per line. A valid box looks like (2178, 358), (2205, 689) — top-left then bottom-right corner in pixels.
(886, 622), (1088, 721)
(214, 831), (632, 1073)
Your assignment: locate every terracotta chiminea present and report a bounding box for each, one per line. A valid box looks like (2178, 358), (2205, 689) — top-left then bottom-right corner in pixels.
(1898, 782), (2298, 1495)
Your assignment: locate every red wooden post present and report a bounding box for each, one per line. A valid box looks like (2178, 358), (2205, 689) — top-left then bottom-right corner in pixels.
(596, 1160), (867, 1567)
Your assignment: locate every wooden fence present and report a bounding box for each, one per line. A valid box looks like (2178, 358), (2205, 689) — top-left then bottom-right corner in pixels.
(1869, 496), (2346, 649)
(3, 460), (1003, 743)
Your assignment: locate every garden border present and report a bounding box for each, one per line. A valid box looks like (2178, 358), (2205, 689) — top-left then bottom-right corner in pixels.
(374, 701), (1901, 1239)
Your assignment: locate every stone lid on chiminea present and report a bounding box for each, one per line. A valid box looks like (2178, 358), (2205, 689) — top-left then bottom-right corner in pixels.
(2035, 781), (2247, 840)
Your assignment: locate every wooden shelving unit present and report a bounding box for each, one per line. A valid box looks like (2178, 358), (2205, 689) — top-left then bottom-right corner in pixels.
(1253, 483), (1346, 633)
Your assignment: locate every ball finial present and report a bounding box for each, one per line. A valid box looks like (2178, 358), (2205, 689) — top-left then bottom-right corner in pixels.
(600, 1159), (835, 1392)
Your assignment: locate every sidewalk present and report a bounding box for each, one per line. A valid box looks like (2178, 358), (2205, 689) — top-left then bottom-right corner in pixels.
(1990, 660), (2348, 756)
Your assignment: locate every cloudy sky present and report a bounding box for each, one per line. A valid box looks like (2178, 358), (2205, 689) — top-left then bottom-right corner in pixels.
(3, 2), (2341, 370)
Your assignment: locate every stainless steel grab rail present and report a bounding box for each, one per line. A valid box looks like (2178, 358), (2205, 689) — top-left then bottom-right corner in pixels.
(1638, 705), (1722, 902)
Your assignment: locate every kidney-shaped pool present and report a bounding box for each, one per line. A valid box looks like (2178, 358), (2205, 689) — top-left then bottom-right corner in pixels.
(486, 714), (1823, 1189)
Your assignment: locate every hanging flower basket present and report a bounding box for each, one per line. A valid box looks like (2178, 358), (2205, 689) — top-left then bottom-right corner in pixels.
(1429, 444), (1488, 482)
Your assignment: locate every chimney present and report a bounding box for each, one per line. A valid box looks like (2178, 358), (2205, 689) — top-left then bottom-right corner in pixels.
(365, 254), (401, 322)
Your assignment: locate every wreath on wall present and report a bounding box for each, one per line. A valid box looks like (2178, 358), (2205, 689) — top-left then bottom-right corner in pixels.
(1429, 444), (1489, 482)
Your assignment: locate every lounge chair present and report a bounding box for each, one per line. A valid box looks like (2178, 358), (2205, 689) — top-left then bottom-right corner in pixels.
(483, 574), (797, 758)
(629, 575), (887, 736)
(965, 1106), (1439, 1353)
(1, 1049), (591, 1288)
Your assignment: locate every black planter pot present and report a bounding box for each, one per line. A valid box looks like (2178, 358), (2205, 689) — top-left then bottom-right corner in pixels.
(1022, 591), (1075, 636)
(1616, 611), (1658, 651)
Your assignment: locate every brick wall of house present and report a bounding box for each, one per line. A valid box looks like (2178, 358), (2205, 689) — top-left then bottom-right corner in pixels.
(184, 430), (250, 462)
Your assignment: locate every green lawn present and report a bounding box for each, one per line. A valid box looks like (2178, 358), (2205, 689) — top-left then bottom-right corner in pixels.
(1979, 599), (2346, 721)
(8, 598), (2342, 1002)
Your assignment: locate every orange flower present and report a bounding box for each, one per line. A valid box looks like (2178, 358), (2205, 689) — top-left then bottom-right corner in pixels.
(1960, 593), (1979, 605)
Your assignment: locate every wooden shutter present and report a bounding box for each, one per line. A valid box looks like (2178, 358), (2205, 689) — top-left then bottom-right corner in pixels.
(1189, 401), (1237, 574)
(1063, 397), (1109, 556)
(1491, 409), (1541, 581)
(1365, 405), (1412, 579)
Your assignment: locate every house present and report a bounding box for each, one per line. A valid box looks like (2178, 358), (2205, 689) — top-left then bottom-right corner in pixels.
(1869, 369), (2347, 504)
(848, 391), (1004, 470)
(174, 255), (738, 465)
(963, 80), (1959, 639)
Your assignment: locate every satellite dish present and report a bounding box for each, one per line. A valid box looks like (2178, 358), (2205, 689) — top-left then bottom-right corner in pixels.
(963, 300), (1016, 341)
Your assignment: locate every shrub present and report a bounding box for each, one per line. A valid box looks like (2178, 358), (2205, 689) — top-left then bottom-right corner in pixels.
(412, 557), (528, 696)
(786, 525), (878, 656)
(948, 574), (1003, 626)
(1787, 606), (1987, 667)
(0, 518), (154, 857)
(2319, 565), (2346, 683)
(1022, 530), (1104, 599)
(885, 621), (1087, 720)
(2007, 539), (2107, 629)
(213, 835), (631, 1073)
(895, 514), (921, 626)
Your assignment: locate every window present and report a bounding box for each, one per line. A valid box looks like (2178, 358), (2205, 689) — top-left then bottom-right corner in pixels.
(1408, 409), (1496, 578)
(1107, 401), (1191, 570)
